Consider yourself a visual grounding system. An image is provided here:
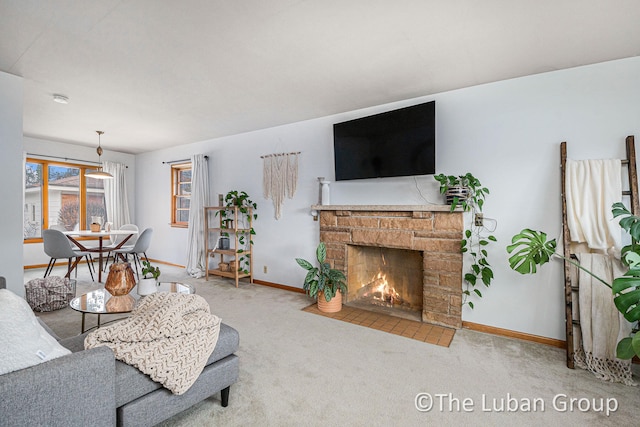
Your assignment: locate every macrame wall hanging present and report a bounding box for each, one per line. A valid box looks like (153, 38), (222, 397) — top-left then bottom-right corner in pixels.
(262, 151), (300, 219)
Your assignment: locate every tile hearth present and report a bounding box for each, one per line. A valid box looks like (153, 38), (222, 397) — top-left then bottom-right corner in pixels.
(302, 304), (455, 347)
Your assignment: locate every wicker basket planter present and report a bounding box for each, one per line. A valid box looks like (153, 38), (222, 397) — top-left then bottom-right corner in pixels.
(445, 186), (470, 205)
(317, 289), (343, 313)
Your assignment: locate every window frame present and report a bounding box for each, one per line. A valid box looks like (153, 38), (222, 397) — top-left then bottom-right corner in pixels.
(24, 158), (104, 243)
(171, 162), (192, 228)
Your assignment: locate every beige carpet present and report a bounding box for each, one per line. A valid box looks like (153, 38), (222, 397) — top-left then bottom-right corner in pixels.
(26, 265), (639, 427)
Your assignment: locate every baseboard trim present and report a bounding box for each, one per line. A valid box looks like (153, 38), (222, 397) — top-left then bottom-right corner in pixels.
(253, 279), (305, 293)
(462, 321), (566, 349)
(146, 259), (184, 268)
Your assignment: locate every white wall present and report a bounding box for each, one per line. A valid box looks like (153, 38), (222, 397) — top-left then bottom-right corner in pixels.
(23, 137), (136, 266)
(136, 56), (640, 340)
(0, 71), (25, 295)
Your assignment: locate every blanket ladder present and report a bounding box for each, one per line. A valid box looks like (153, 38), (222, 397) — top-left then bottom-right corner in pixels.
(560, 136), (639, 368)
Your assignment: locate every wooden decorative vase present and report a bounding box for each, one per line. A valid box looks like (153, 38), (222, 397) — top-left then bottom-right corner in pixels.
(317, 289), (343, 313)
(105, 262), (136, 296)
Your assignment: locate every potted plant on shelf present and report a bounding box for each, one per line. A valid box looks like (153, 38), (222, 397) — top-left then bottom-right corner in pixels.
(217, 190), (257, 274)
(137, 260), (161, 296)
(507, 202), (640, 360)
(296, 242), (347, 313)
(434, 172), (496, 309)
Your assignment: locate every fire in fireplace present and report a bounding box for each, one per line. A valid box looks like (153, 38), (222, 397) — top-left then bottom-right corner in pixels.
(355, 272), (402, 307)
(346, 245), (423, 320)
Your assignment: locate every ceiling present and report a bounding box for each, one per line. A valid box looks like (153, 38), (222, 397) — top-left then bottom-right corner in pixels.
(2, 1), (640, 154)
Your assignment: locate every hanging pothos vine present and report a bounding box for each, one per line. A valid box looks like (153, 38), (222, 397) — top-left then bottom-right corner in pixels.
(434, 173), (497, 309)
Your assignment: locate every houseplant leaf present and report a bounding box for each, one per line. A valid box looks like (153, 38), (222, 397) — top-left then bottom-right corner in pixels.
(612, 267), (640, 323)
(296, 258), (314, 271)
(506, 229), (556, 274)
(615, 336), (636, 360)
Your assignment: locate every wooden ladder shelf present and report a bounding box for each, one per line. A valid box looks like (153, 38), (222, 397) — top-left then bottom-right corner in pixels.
(560, 135), (639, 368)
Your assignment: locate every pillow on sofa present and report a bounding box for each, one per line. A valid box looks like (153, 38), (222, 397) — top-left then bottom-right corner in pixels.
(0, 289), (71, 375)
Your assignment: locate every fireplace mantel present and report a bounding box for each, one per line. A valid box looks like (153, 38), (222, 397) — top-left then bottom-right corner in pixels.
(311, 204), (457, 212)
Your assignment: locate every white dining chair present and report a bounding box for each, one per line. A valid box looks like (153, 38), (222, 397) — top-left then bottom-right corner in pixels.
(49, 224), (99, 258)
(113, 228), (153, 279)
(103, 224), (139, 271)
(42, 229), (95, 281)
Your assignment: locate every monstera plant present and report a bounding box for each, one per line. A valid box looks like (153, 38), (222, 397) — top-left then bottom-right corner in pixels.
(507, 202), (640, 359)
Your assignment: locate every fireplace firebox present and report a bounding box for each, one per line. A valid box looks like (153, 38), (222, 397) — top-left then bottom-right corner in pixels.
(346, 245), (423, 320)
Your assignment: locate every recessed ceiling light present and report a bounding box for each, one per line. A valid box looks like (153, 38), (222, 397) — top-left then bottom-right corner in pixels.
(53, 94), (69, 104)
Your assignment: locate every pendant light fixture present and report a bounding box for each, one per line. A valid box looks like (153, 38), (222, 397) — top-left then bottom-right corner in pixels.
(86, 130), (113, 179)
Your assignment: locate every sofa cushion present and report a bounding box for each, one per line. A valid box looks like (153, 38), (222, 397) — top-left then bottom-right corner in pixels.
(114, 322), (239, 407)
(0, 289), (71, 375)
(207, 323), (240, 364)
(59, 332), (88, 352)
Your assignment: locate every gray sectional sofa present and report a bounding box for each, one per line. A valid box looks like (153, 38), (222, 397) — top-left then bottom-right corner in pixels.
(0, 279), (240, 427)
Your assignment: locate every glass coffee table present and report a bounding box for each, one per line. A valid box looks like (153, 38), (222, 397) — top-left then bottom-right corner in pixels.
(69, 282), (195, 333)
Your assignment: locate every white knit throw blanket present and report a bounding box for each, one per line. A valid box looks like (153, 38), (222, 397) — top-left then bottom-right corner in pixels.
(85, 293), (220, 395)
(565, 158), (622, 253)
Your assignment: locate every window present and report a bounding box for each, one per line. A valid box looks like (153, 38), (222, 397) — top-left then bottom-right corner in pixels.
(171, 163), (192, 227)
(24, 159), (106, 241)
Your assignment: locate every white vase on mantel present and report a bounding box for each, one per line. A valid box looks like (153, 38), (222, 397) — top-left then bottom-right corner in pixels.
(321, 181), (331, 205)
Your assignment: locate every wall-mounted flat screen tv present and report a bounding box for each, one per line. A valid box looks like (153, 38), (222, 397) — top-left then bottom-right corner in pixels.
(333, 100), (435, 181)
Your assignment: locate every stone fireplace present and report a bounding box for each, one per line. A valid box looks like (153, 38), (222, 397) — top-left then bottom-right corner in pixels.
(314, 205), (463, 329)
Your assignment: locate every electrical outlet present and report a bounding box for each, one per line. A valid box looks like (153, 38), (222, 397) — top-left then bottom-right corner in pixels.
(263, 265), (268, 274)
(218, 194), (224, 206)
(474, 213), (484, 226)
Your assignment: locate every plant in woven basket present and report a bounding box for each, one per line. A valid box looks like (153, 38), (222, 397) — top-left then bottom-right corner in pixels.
(507, 202), (640, 360)
(434, 172), (496, 309)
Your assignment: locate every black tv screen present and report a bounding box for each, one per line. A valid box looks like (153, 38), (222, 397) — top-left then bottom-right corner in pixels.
(333, 101), (435, 181)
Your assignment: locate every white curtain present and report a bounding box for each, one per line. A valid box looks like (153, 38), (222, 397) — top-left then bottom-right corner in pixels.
(186, 154), (210, 278)
(103, 161), (131, 229)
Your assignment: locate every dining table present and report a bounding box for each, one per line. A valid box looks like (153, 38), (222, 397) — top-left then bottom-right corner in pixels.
(63, 229), (138, 282)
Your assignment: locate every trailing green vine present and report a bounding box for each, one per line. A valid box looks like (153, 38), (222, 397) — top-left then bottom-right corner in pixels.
(435, 173), (496, 309)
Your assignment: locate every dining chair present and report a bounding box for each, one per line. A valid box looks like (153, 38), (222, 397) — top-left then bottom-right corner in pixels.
(113, 228), (153, 279)
(111, 223), (139, 247)
(49, 223), (101, 257)
(42, 229), (95, 281)
(103, 224), (139, 271)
